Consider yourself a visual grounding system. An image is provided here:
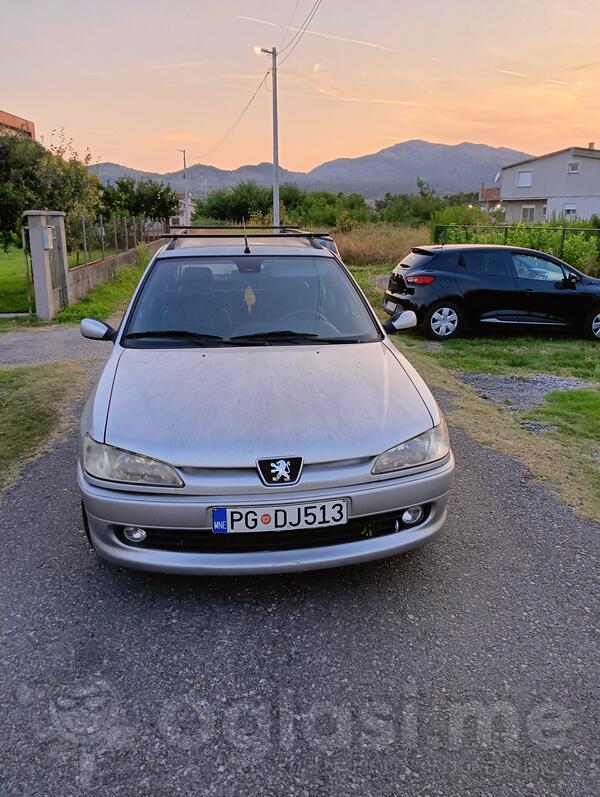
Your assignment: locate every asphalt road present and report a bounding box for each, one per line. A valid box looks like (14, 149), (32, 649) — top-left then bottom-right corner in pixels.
(0, 389), (598, 796)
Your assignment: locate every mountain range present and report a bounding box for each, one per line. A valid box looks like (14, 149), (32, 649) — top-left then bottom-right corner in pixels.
(90, 140), (532, 198)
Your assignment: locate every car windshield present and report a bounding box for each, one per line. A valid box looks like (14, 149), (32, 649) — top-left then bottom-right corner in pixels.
(123, 255), (381, 346)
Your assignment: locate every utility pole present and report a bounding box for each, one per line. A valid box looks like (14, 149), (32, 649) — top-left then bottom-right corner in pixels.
(177, 147), (190, 226)
(257, 47), (280, 227)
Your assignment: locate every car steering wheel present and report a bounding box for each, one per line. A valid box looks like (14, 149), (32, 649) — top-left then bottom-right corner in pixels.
(280, 309), (341, 335)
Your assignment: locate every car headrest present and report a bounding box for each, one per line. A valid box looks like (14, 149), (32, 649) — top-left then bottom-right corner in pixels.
(180, 267), (213, 292)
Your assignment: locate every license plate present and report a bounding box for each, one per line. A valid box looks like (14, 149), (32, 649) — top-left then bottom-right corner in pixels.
(384, 299), (397, 312)
(212, 499), (348, 534)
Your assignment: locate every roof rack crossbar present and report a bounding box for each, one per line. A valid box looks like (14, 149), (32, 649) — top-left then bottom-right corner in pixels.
(169, 225), (328, 231)
(162, 232), (329, 240)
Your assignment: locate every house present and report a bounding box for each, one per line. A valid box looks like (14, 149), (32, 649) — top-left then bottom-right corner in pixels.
(478, 184), (501, 211)
(168, 191), (194, 229)
(500, 143), (600, 223)
(0, 109), (36, 140)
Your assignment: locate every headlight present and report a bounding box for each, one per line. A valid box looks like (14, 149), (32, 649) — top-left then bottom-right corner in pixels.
(83, 436), (183, 487)
(372, 420), (450, 474)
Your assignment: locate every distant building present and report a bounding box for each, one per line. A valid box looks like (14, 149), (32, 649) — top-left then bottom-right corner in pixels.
(0, 109), (36, 140)
(500, 143), (600, 222)
(169, 191), (193, 228)
(478, 184), (501, 211)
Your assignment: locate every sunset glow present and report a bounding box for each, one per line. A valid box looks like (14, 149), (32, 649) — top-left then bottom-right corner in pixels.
(2, 0), (599, 172)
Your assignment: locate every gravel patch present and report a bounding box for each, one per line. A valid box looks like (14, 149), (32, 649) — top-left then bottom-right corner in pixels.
(519, 421), (559, 434)
(458, 373), (590, 412)
(0, 325), (112, 366)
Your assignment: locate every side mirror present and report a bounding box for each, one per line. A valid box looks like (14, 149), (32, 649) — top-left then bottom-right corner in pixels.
(383, 310), (417, 333)
(566, 271), (578, 285)
(80, 318), (116, 341)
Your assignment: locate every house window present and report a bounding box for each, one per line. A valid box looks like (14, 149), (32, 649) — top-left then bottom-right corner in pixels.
(563, 204), (577, 219)
(517, 170), (533, 187)
(567, 161), (580, 174)
(542, 205), (547, 218)
(521, 205), (535, 222)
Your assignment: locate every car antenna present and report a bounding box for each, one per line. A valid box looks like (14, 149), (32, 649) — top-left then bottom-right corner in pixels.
(242, 218), (251, 254)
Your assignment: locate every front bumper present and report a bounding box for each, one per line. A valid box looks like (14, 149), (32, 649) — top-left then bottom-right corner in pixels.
(78, 454), (454, 574)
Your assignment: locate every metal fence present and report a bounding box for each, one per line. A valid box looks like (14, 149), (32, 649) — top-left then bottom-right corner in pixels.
(433, 224), (600, 259)
(66, 216), (167, 268)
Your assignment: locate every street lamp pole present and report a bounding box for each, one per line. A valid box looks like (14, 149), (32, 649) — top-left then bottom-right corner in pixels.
(270, 47), (280, 228)
(257, 47), (280, 227)
(177, 147), (190, 226)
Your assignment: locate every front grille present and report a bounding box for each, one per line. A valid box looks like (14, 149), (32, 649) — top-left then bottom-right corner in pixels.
(114, 507), (430, 554)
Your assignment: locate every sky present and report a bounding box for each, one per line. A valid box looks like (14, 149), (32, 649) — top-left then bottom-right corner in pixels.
(2, 0), (600, 173)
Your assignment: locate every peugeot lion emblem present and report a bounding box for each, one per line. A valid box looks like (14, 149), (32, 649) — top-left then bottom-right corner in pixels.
(257, 456), (303, 486)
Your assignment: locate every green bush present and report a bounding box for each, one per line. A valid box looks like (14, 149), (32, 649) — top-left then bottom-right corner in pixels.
(433, 221), (600, 275)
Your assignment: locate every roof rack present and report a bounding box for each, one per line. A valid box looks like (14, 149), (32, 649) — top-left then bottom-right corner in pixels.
(162, 226), (333, 251)
(166, 226), (330, 237)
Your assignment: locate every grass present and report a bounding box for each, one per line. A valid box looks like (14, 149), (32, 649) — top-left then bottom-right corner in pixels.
(0, 362), (85, 495)
(0, 247), (31, 314)
(414, 335), (600, 381)
(55, 264), (144, 323)
(336, 223), (430, 266)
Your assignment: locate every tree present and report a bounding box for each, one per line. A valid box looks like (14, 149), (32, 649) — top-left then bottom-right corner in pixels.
(99, 178), (179, 220)
(0, 128), (101, 250)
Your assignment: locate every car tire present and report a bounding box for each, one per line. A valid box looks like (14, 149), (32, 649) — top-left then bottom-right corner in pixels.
(582, 307), (600, 341)
(423, 302), (464, 340)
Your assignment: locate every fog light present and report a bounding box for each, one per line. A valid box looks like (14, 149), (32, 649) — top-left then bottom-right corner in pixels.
(123, 526), (147, 543)
(401, 506), (425, 526)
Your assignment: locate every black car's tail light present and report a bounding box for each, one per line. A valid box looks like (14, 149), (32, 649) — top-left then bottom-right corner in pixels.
(406, 275), (436, 285)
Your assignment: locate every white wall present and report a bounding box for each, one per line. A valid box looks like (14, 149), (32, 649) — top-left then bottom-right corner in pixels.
(501, 149), (600, 204)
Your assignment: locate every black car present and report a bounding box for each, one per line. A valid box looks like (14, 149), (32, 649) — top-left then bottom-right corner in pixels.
(384, 244), (600, 341)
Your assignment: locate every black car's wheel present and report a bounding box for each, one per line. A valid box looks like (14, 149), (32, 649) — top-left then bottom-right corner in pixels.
(582, 307), (600, 340)
(423, 302), (463, 340)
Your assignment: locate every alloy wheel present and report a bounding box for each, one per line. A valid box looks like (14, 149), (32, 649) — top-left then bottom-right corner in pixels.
(592, 312), (600, 339)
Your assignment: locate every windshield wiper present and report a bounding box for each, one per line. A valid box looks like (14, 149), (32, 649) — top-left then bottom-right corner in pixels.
(229, 330), (321, 344)
(124, 330), (225, 345)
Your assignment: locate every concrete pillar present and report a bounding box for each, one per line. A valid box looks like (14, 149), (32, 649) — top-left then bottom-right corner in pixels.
(23, 211), (69, 320)
(47, 211), (70, 305)
(23, 211), (54, 321)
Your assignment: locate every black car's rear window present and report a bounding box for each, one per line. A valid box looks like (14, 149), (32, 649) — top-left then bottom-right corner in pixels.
(398, 252), (434, 269)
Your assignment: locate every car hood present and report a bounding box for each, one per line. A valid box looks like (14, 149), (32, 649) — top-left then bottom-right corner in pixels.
(104, 342), (434, 468)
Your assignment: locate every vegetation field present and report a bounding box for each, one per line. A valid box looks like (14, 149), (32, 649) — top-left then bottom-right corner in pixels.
(0, 247), (30, 314)
(335, 224), (429, 266)
(0, 362), (85, 495)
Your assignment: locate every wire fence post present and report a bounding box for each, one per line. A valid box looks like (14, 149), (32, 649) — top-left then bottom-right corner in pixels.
(133, 217), (138, 247)
(124, 218), (129, 250)
(81, 214), (89, 265)
(113, 217), (118, 253)
(100, 215), (106, 260)
(560, 228), (567, 258)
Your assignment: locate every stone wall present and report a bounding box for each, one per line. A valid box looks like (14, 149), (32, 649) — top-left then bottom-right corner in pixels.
(65, 239), (165, 303)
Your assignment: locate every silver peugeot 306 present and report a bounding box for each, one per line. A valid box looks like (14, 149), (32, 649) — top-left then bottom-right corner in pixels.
(78, 229), (454, 575)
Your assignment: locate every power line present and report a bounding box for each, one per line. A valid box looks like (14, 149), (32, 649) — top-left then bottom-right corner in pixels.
(279, 0), (301, 48)
(279, 0), (323, 65)
(279, 0), (322, 56)
(191, 1), (324, 161)
(195, 70), (270, 159)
